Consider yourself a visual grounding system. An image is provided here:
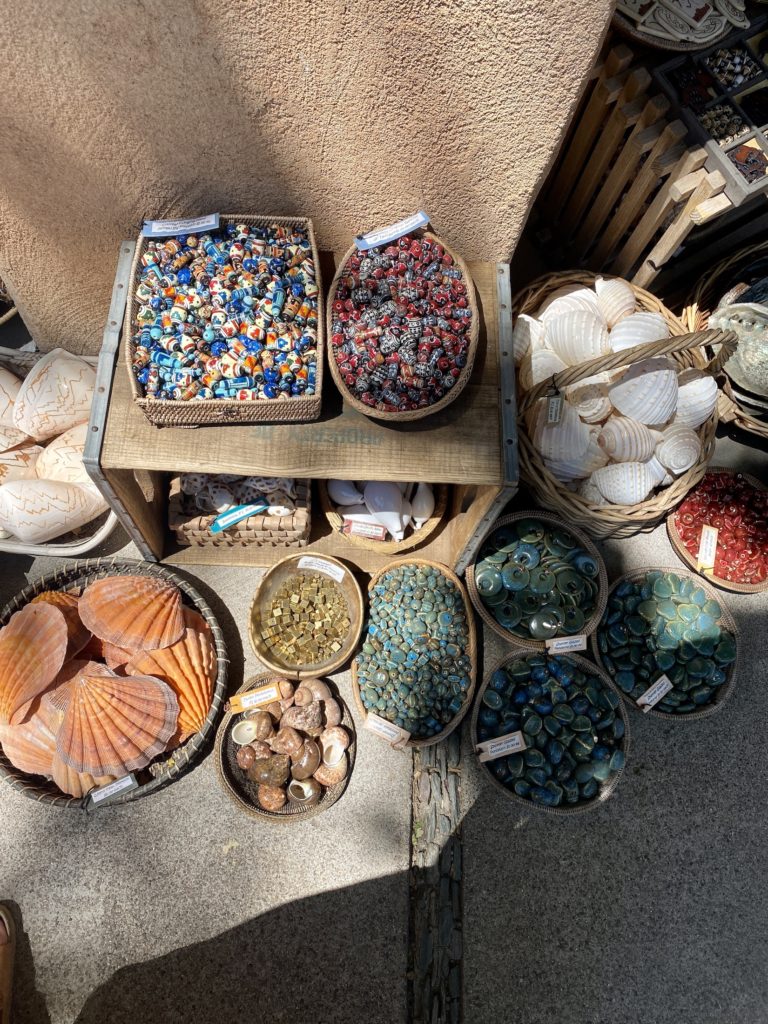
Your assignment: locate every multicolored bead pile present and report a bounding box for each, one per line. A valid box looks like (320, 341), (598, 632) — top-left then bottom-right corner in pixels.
(131, 223), (318, 402)
(330, 233), (472, 413)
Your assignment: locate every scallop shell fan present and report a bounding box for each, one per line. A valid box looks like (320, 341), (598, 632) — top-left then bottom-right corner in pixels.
(0, 603), (68, 725)
(544, 310), (609, 366)
(655, 424), (701, 475)
(674, 369), (718, 429)
(608, 312), (669, 354)
(609, 357), (678, 426)
(597, 416), (661, 463)
(30, 591), (90, 661)
(0, 697), (59, 776)
(78, 575), (185, 652)
(595, 277), (636, 328)
(590, 462), (657, 505)
(51, 755), (116, 799)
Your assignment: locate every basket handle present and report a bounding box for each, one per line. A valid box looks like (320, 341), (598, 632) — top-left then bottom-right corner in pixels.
(518, 329), (738, 413)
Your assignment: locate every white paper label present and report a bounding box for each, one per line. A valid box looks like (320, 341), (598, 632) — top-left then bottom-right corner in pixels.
(364, 712), (411, 749)
(142, 213), (220, 237)
(237, 684), (280, 709)
(697, 524), (719, 572)
(637, 674), (674, 712)
(546, 634), (587, 653)
(477, 731), (527, 762)
(343, 518), (388, 541)
(355, 211), (430, 250)
(89, 774), (138, 806)
(547, 394), (564, 424)
(297, 556), (346, 582)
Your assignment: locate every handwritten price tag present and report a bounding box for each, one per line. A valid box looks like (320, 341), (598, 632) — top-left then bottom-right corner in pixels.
(355, 211), (430, 251)
(546, 393), (564, 424)
(142, 213), (219, 237)
(89, 774), (138, 807)
(697, 525), (719, 573)
(546, 634), (587, 653)
(364, 712), (411, 750)
(228, 683), (281, 714)
(477, 730), (527, 763)
(637, 674), (673, 713)
(297, 556), (346, 583)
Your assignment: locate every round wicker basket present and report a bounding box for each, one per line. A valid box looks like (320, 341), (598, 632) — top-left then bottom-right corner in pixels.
(326, 230), (480, 422)
(351, 558), (477, 749)
(612, 10), (732, 51)
(514, 270), (738, 540)
(214, 673), (356, 823)
(317, 480), (448, 553)
(470, 650), (631, 816)
(465, 510), (608, 651)
(666, 467), (768, 595)
(0, 557), (229, 808)
(590, 566), (740, 721)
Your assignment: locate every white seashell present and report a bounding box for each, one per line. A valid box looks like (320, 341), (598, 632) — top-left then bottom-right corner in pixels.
(564, 372), (613, 424)
(591, 462), (657, 505)
(512, 315), (544, 365)
(595, 277), (636, 328)
(327, 479), (364, 506)
(0, 425), (31, 453)
(180, 472), (207, 495)
(577, 478), (609, 506)
(544, 310), (609, 366)
(411, 482), (435, 529)
(537, 286), (602, 320)
(13, 349), (95, 442)
(545, 430), (608, 482)
(364, 481), (404, 540)
(519, 348), (567, 391)
(337, 504), (382, 528)
(400, 499), (412, 532)
(0, 368), (21, 428)
(609, 357), (678, 425)
(0, 479), (107, 544)
(597, 416), (660, 463)
(0, 445), (42, 483)
(608, 312), (669, 353)
(644, 454), (672, 486)
(35, 422), (90, 486)
(674, 369), (718, 429)
(266, 489), (295, 516)
(655, 424), (701, 476)
(532, 401), (590, 462)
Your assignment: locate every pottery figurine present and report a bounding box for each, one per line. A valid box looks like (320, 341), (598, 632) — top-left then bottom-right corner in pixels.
(13, 349), (95, 441)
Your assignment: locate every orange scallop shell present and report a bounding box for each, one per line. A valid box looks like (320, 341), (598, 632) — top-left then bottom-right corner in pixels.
(0, 603), (68, 725)
(125, 609), (217, 744)
(42, 659), (112, 717)
(0, 697), (59, 776)
(57, 671), (179, 776)
(51, 755), (116, 799)
(78, 576), (185, 653)
(30, 591), (91, 660)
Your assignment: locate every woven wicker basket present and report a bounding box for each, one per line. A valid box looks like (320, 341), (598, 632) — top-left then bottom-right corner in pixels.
(684, 240), (768, 441)
(350, 558), (477, 749)
(317, 480), (448, 553)
(666, 467), (768, 594)
(124, 214), (324, 427)
(514, 271), (738, 540)
(168, 477), (311, 548)
(470, 650), (631, 816)
(214, 673), (356, 822)
(0, 557), (229, 808)
(611, 10), (732, 51)
(326, 230), (479, 422)
(590, 566), (740, 721)
(465, 510), (608, 650)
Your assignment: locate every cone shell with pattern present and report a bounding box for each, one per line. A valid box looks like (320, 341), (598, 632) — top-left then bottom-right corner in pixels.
(512, 314), (544, 365)
(0, 425), (31, 452)
(30, 591), (90, 661)
(609, 357), (678, 425)
(35, 422), (90, 486)
(674, 369), (718, 429)
(78, 576), (185, 652)
(519, 348), (567, 391)
(0, 445), (42, 483)
(12, 348), (95, 442)
(0, 697), (59, 776)
(544, 310), (610, 366)
(597, 416), (661, 463)
(0, 368), (21, 428)
(544, 430), (609, 482)
(590, 462), (657, 505)
(564, 373), (613, 424)
(655, 423), (701, 475)
(0, 478), (107, 544)
(608, 312), (669, 354)
(0, 603), (68, 725)
(532, 400), (591, 462)
(595, 277), (636, 328)
(537, 286), (601, 320)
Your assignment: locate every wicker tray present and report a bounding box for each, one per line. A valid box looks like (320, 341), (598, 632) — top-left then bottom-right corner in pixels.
(124, 214), (324, 427)
(168, 477), (311, 548)
(612, 10), (733, 51)
(471, 650), (631, 816)
(465, 511), (608, 651)
(0, 557), (229, 808)
(326, 230), (479, 422)
(666, 467), (768, 594)
(590, 566), (740, 721)
(514, 271), (738, 540)
(350, 558), (477, 749)
(317, 480), (448, 553)
(214, 673), (356, 822)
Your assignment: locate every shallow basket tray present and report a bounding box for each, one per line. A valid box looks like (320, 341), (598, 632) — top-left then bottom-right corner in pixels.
(514, 270), (738, 540)
(590, 566), (740, 722)
(470, 650), (631, 816)
(350, 557), (477, 749)
(0, 557), (228, 808)
(325, 230), (480, 422)
(124, 214), (324, 427)
(465, 510), (608, 651)
(612, 10), (732, 51)
(317, 480), (448, 553)
(214, 673), (356, 822)
(666, 467), (768, 595)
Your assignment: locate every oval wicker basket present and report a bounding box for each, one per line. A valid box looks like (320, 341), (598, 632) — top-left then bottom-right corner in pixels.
(317, 480), (448, 553)
(351, 558), (477, 749)
(666, 467), (768, 595)
(465, 510), (608, 650)
(214, 673), (356, 823)
(470, 650), (631, 816)
(0, 557), (229, 808)
(326, 230), (480, 422)
(590, 566), (740, 721)
(513, 270), (738, 540)
(684, 240), (768, 441)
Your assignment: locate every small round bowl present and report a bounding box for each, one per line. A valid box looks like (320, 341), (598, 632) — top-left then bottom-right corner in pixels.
(249, 553), (364, 678)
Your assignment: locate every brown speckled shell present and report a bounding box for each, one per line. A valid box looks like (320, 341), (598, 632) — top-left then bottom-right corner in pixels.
(257, 783), (287, 811)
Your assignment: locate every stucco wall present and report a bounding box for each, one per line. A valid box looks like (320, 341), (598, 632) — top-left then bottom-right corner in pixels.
(0, 0), (611, 352)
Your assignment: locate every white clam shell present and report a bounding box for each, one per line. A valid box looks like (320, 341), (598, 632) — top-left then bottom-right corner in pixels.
(564, 372), (613, 424)
(595, 277), (636, 328)
(0, 445), (42, 483)
(608, 312), (669, 353)
(0, 479), (107, 543)
(655, 424), (701, 475)
(537, 286), (602, 320)
(644, 454), (672, 486)
(0, 368), (21, 428)
(512, 315), (544, 365)
(519, 348), (568, 391)
(13, 349), (96, 441)
(674, 369), (718, 429)
(411, 482), (435, 529)
(576, 478), (609, 506)
(590, 462), (657, 505)
(544, 431), (608, 482)
(609, 357), (678, 425)
(597, 415), (660, 463)
(364, 481), (404, 540)
(327, 479), (364, 506)
(544, 310), (610, 366)
(35, 422), (90, 486)
(532, 401), (591, 462)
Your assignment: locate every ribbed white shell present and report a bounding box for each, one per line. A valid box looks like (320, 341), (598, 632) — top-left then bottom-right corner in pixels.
(564, 372), (613, 424)
(545, 310), (610, 366)
(674, 369), (718, 429)
(537, 286), (602, 321)
(532, 401), (591, 462)
(608, 312), (669, 353)
(520, 348), (567, 390)
(595, 277), (636, 328)
(644, 454), (672, 486)
(655, 424), (701, 475)
(512, 314), (544, 366)
(577, 478), (609, 506)
(609, 357), (678, 425)
(544, 431), (608, 482)
(590, 462), (657, 505)
(597, 415), (660, 463)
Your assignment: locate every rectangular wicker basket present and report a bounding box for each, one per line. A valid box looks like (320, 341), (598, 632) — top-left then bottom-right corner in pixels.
(168, 478), (311, 549)
(124, 214), (324, 427)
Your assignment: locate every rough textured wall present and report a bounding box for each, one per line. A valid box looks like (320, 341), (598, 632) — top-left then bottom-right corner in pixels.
(0, 0), (611, 351)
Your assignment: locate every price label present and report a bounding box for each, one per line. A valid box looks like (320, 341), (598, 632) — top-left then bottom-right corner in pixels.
(342, 518), (388, 541)
(546, 393), (564, 424)
(88, 774), (138, 807)
(297, 556), (346, 583)
(142, 213), (220, 238)
(477, 730), (526, 763)
(637, 674), (673, 713)
(697, 524), (719, 573)
(355, 211), (430, 251)
(546, 634), (587, 653)
(210, 503), (268, 534)
(228, 683), (281, 713)
(363, 712), (411, 750)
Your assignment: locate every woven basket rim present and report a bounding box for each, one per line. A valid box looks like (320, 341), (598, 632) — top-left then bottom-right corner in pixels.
(317, 480), (448, 553)
(350, 557), (477, 749)
(0, 557), (229, 808)
(325, 229), (480, 422)
(470, 649), (631, 816)
(590, 565), (740, 722)
(612, 10), (732, 50)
